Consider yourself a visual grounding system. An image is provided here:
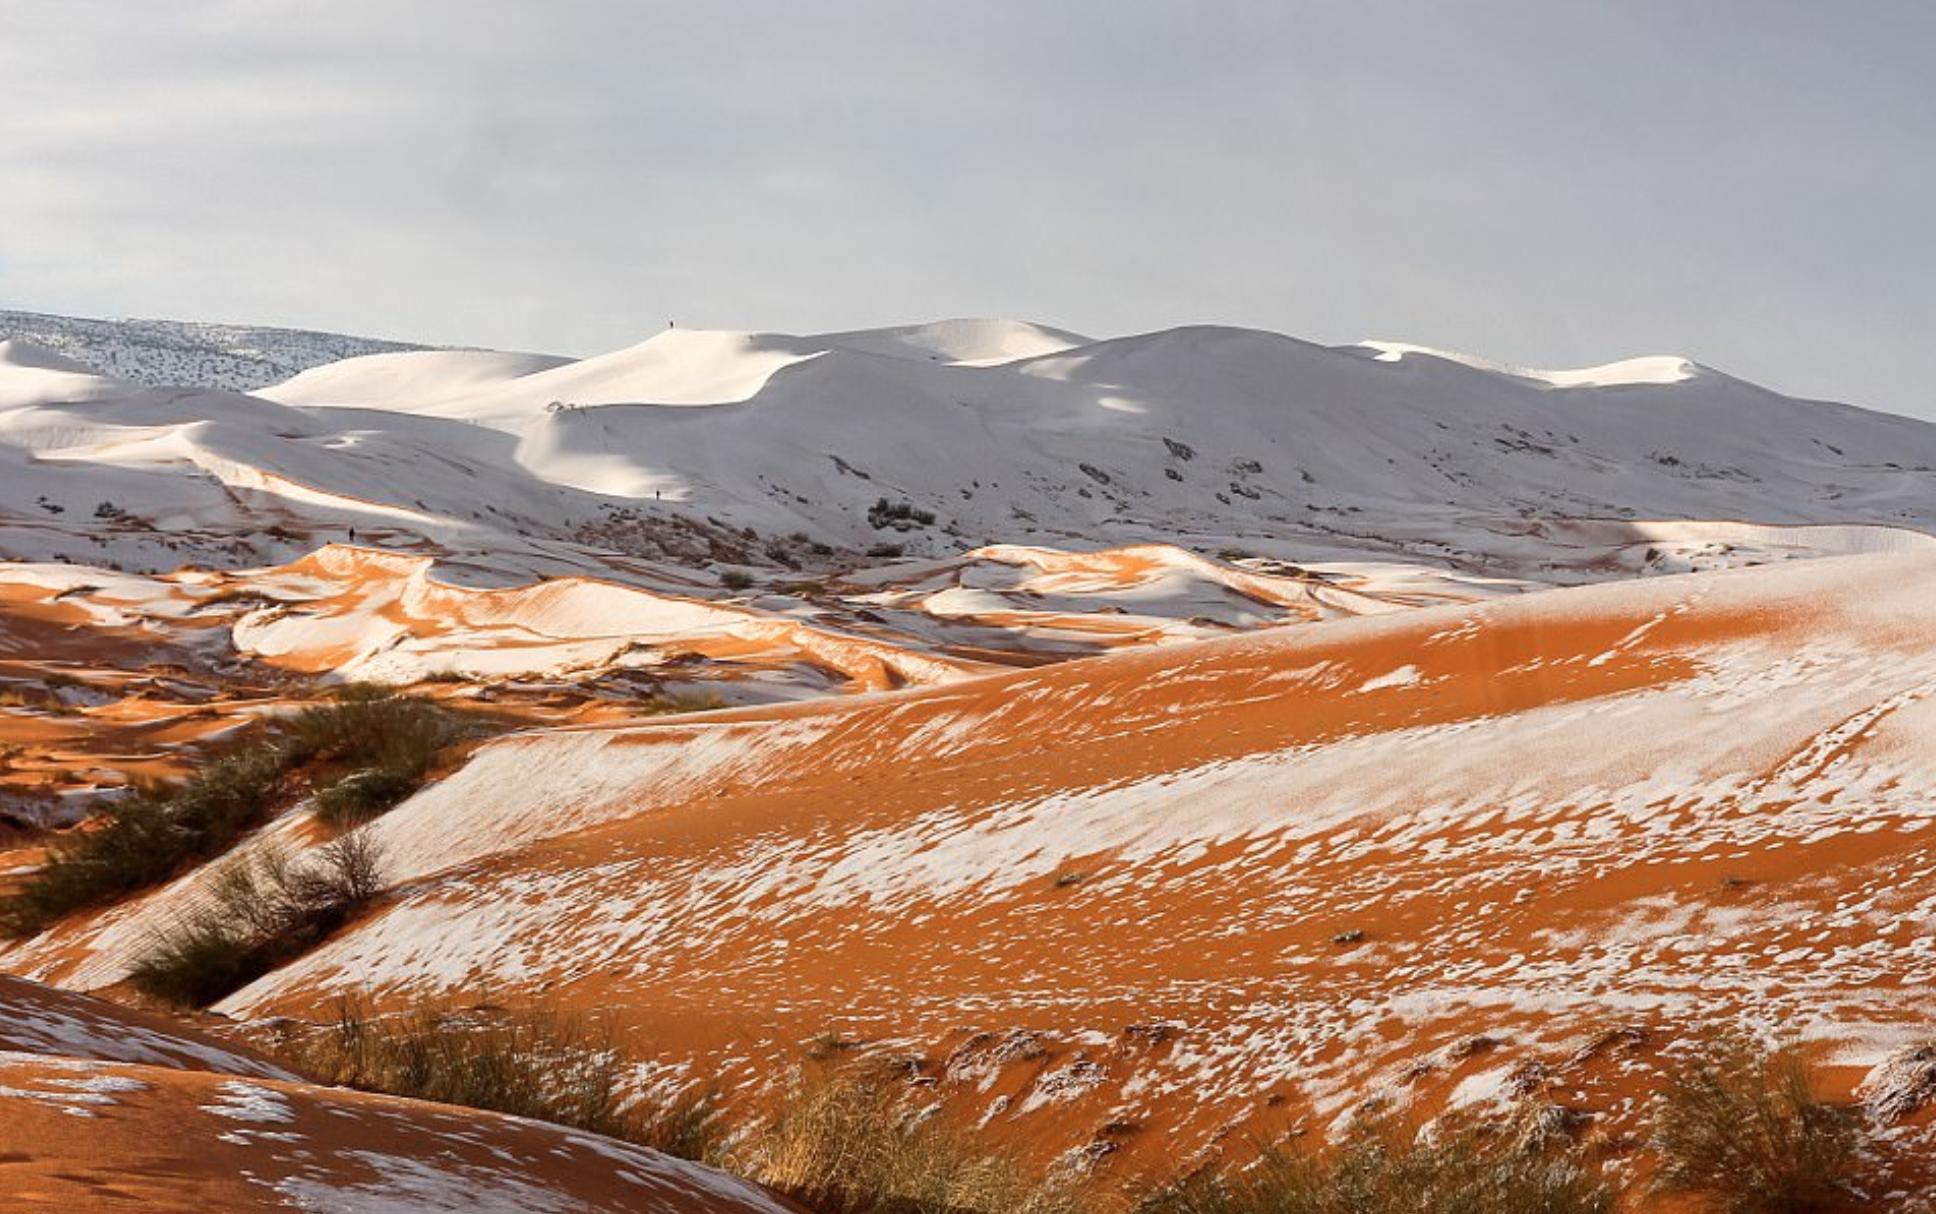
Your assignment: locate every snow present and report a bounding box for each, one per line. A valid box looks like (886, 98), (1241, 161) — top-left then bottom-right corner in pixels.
(259, 349), (573, 410)
(275, 1153), (582, 1214)
(7, 310), (1936, 589)
(203, 1079), (298, 1124)
(1357, 664), (1423, 691)
(1360, 340), (1698, 387)
(0, 1052), (149, 1118)
(0, 977), (296, 1079)
(0, 307), (431, 392)
(813, 317), (1090, 365)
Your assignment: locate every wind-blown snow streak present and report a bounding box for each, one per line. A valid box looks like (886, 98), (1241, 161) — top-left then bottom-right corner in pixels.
(53, 550), (1909, 1170)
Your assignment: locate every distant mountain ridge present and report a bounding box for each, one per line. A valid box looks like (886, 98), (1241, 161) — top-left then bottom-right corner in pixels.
(0, 307), (437, 392)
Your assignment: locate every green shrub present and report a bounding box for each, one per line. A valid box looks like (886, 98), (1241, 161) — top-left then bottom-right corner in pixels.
(1649, 1035), (1863, 1214)
(314, 767), (422, 828)
(0, 744), (288, 936)
(0, 692), (465, 936)
(128, 832), (385, 1008)
(297, 693), (473, 828)
(125, 913), (256, 1009)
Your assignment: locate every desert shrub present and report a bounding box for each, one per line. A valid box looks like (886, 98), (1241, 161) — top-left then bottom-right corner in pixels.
(314, 767), (422, 827)
(0, 743), (289, 936)
(128, 832), (385, 1008)
(719, 568), (755, 591)
(1137, 1115), (1612, 1214)
(284, 690), (461, 765)
(279, 999), (724, 1161)
(1649, 1035), (1863, 1214)
(192, 587), (283, 612)
(867, 498), (936, 530)
(0, 693), (464, 935)
(125, 914), (257, 1010)
(739, 1061), (1086, 1214)
(296, 694), (473, 828)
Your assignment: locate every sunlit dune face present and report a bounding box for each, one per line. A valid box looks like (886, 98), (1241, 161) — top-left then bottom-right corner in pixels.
(32, 552), (1898, 1186)
(0, 541), (1520, 816)
(6, 540), (1936, 1196)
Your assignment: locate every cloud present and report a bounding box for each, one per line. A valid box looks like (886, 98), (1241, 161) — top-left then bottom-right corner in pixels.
(1, 0), (1931, 416)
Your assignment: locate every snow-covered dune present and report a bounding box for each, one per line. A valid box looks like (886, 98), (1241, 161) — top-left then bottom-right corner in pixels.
(258, 348), (573, 410)
(6, 308), (1936, 1199)
(17, 550), (1936, 1178)
(0, 975), (799, 1212)
(7, 311), (1936, 586)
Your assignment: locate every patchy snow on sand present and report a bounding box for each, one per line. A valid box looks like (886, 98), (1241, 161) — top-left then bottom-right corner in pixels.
(275, 1150), (587, 1214)
(202, 1079), (297, 1124)
(0, 977), (295, 1079)
(0, 1051), (150, 1118)
(1357, 663), (1423, 691)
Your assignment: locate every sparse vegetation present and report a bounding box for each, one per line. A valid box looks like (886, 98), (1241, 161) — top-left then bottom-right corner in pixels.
(279, 998), (724, 1162)
(739, 1060), (1087, 1214)
(1136, 1114), (1613, 1214)
(868, 497), (936, 531)
(1649, 1035), (1863, 1214)
(719, 568), (756, 591)
(0, 691), (476, 935)
(191, 587), (284, 612)
(247, 1015), (1912, 1214)
(297, 692), (476, 828)
(0, 743), (290, 936)
(128, 832), (385, 1008)
(635, 689), (727, 717)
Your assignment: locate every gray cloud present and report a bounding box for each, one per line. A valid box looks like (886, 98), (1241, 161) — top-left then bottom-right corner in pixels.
(2, 0), (1931, 415)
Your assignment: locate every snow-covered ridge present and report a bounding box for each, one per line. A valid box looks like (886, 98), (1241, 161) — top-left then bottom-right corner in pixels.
(1358, 339), (1699, 387)
(5, 308), (1936, 590)
(0, 307), (436, 392)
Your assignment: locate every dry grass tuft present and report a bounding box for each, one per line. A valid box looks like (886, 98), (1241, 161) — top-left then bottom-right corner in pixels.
(278, 998), (726, 1162)
(1136, 1112), (1613, 1214)
(738, 1060), (1088, 1214)
(1649, 1035), (1864, 1214)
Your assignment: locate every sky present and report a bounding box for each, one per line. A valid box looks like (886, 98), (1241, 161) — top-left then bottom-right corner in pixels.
(2, 1), (1932, 416)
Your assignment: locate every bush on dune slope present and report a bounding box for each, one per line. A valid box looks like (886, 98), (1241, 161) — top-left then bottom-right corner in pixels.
(127, 831), (384, 1009)
(0, 689), (474, 937)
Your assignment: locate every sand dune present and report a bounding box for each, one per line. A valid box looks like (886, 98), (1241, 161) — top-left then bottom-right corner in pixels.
(0, 975), (798, 1211)
(5, 310), (1936, 1204)
(9, 314), (1936, 583)
(10, 552), (1933, 1187)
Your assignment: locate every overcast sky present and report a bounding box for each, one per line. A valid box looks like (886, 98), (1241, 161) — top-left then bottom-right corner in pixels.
(3, 1), (1931, 416)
